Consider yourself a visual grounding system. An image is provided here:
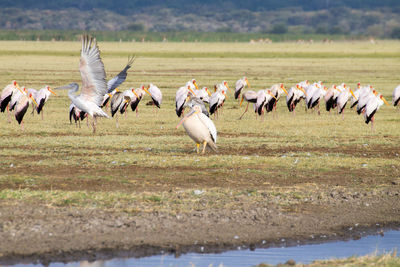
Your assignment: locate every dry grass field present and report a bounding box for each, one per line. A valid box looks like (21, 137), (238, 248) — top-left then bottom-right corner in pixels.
(0, 40), (399, 263)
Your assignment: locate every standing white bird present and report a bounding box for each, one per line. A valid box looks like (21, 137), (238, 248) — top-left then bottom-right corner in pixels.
(130, 87), (146, 115)
(286, 84), (307, 114)
(357, 87), (376, 115)
(393, 85), (400, 107)
(209, 83), (227, 118)
(364, 93), (390, 130)
(255, 89), (276, 120)
(176, 83), (197, 117)
(1, 81), (21, 123)
(9, 86), (26, 112)
(147, 83), (162, 109)
(266, 83), (287, 113)
(0, 81), (20, 109)
(176, 105), (217, 154)
(34, 86), (56, 119)
(235, 76), (250, 100)
(14, 87), (38, 130)
(238, 90), (258, 119)
(55, 35), (109, 133)
(336, 87), (357, 117)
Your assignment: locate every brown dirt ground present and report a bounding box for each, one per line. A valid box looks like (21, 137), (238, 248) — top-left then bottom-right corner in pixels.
(0, 145), (399, 265)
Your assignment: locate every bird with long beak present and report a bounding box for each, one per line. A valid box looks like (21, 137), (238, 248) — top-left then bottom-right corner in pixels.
(176, 84), (197, 117)
(235, 76), (250, 100)
(176, 105), (217, 154)
(14, 86), (38, 130)
(209, 84), (227, 119)
(194, 87), (212, 104)
(34, 85), (56, 120)
(0, 80), (20, 122)
(146, 83), (162, 110)
(266, 83), (288, 113)
(255, 89), (277, 121)
(238, 90), (257, 119)
(364, 93), (390, 130)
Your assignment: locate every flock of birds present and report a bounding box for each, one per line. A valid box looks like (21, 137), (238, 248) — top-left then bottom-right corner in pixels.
(1, 34), (400, 154)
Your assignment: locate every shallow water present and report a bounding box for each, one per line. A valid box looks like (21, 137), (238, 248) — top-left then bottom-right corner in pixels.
(8, 230), (400, 267)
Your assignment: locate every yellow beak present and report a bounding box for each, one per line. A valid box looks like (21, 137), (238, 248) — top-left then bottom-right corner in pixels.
(382, 96), (390, 106)
(193, 81), (199, 90)
(188, 86), (197, 97)
(143, 86), (152, 97)
(206, 88), (211, 96)
(30, 95), (38, 106)
(240, 96), (244, 107)
(245, 79), (250, 88)
(267, 91), (277, 100)
(48, 87), (57, 95)
(299, 87), (307, 97)
(281, 86), (288, 95)
(349, 89), (357, 100)
(132, 89), (139, 98)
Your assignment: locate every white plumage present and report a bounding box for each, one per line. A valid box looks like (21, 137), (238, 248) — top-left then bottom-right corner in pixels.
(393, 85), (400, 106)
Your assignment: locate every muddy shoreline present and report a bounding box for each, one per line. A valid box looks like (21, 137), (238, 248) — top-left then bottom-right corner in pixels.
(1, 187), (399, 265)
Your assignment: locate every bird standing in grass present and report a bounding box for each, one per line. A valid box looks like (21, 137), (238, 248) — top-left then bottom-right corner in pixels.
(238, 90), (257, 119)
(34, 86), (56, 120)
(393, 85), (400, 108)
(14, 87), (38, 130)
(55, 34), (109, 133)
(235, 76), (250, 100)
(364, 93), (390, 130)
(176, 105), (217, 154)
(1, 81), (21, 123)
(176, 82), (197, 117)
(147, 83), (162, 109)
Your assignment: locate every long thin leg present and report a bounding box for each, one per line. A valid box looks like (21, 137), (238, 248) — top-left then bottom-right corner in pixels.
(202, 140), (207, 154)
(371, 116), (375, 131)
(136, 107), (139, 117)
(196, 143), (200, 154)
(21, 121), (24, 131)
(92, 116), (97, 133)
(115, 114), (119, 128)
(41, 109), (44, 120)
(7, 105), (11, 123)
(239, 102), (249, 120)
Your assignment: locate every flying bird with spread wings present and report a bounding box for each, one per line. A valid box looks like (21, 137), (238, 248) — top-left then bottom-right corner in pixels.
(55, 35), (109, 133)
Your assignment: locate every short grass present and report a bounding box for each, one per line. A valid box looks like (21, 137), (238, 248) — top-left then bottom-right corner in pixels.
(0, 40), (399, 211)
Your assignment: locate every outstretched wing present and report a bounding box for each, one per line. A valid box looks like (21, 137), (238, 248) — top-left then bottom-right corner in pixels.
(107, 55), (136, 93)
(79, 34), (107, 107)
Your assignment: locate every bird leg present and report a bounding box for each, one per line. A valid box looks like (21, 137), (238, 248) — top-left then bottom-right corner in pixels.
(7, 105), (11, 123)
(31, 103), (35, 115)
(115, 114), (119, 128)
(21, 121), (24, 131)
(239, 102), (249, 120)
(196, 143), (200, 154)
(41, 109), (44, 120)
(86, 115), (89, 128)
(202, 141), (207, 154)
(371, 116), (375, 131)
(136, 107), (139, 117)
(92, 116), (97, 133)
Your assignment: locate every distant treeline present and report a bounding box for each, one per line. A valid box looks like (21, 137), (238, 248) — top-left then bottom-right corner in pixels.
(0, 30), (357, 42)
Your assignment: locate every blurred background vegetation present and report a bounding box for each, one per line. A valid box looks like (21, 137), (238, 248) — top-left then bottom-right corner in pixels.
(0, 0), (400, 41)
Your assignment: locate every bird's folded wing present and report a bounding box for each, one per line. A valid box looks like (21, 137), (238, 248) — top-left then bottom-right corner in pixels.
(79, 35), (107, 107)
(198, 113), (217, 143)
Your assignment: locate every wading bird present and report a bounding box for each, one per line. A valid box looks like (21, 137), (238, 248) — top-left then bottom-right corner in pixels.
(255, 89), (276, 120)
(130, 87), (146, 115)
(194, 87), (211, 103)
(14, 87), (38, 130)
(209, 83), (227, 118)
(356, 87), (376, 115)
(238, 90), (258, 119)
(9, 86), (26, 112)
(393, 85), (400, 107)
(235, 76), (250, 100)
(0, 81), (21, 122)
(336, 87), (357, 117)
(364, 93), (390, 130)
(55, 35), (109, 133)
(147, 83), (162, 109)
(176, 82), (197, 117)
(176, 105), (217, 154)
(266, 83), (287, 113)
(34, 86), (56, 119)
(286, 84), (307, 114)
